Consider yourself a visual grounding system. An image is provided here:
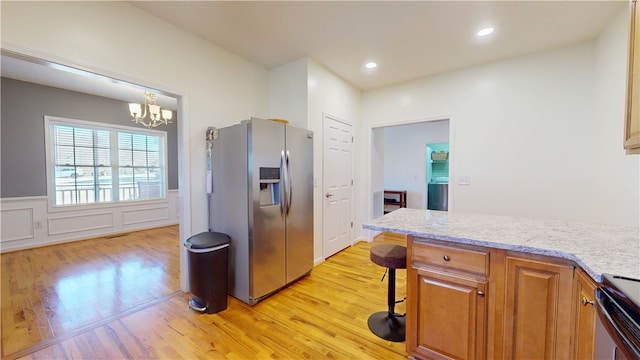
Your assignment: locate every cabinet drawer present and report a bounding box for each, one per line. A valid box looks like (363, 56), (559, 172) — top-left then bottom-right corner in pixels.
(412, 242), (489, 276)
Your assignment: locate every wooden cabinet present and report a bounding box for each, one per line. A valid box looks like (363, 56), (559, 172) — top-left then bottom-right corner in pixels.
(625, 0), (640, 154)
(502, 256), (574, 359)
(409, 270), (487, 359)
(571, 268), (597, 359)
(384, 190), (407, 214)
(407, 240), (488, 359)
(406, 236), (592, 360)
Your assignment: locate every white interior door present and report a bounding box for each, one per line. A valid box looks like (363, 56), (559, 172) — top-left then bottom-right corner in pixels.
(323, 114), (353, 258)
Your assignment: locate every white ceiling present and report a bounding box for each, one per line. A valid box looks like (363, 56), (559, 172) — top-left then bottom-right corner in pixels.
(131, 1), (626, 90)
(1, 54), (179, 109)
(1, 1), (627, 104)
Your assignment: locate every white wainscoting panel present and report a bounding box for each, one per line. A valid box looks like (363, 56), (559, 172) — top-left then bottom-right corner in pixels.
(1, 190), (180, 252)
(122, 205), (169, 225)
(0, 207), (34, 242)
(48, 212), (114, 235)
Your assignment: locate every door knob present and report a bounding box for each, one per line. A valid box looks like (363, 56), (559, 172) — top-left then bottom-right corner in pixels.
(325, 193), (334, 198)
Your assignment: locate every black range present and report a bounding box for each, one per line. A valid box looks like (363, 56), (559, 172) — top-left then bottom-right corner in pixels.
(596, 274), (640, 359)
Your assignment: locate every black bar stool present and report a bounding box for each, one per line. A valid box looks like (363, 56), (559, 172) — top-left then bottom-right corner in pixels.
(368, 243), (407, 342)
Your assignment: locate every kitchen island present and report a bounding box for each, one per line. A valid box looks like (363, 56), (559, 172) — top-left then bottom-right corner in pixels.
(364, 208), (639, 281)
(363, 208), (640, 359)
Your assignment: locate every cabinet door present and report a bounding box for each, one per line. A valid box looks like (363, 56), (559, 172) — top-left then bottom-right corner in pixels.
(503, 257), (574, 359)
(625, 0), (640, 154)
(572, 269), (597, 359)
(408, 269), (487, 360)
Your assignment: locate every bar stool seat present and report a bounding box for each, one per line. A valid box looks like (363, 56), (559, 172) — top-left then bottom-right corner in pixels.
(368, 243), (407, 342)
(370, 244), (407, 269)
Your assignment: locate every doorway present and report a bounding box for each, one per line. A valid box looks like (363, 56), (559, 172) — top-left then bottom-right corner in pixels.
(426, 143), (449, 211)
(1, 51), (186, 257)
(374, 119), (450, 211)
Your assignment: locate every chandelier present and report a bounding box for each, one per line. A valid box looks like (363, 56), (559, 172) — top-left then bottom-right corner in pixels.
(129, 92), (173, 128)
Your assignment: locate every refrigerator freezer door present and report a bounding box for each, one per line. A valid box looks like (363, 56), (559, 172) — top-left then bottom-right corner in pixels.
(209, 122), (250, 303)
(285, 126), (314, 282)
(249, 119), (287, 300)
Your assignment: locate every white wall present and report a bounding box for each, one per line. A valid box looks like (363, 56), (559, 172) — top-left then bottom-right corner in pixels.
(269, 58), (308, 128)
(383, 120), (450, 209)
(361, 8), (639, 227)
(1, 2), (270, 290)
(307, 59), (361, 261)
(591, 8), (640, 226)
(371, 127), (385, 215)
(268, 57), (363, 263)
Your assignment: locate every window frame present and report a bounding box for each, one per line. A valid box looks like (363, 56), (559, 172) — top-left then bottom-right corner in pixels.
(44, 115), (169, 211)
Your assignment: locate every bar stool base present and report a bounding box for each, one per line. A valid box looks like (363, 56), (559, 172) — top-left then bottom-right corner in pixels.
(367, 311), (406, 342)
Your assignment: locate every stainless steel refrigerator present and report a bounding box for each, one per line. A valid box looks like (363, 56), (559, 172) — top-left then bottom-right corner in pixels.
(209, 117), (314, 305)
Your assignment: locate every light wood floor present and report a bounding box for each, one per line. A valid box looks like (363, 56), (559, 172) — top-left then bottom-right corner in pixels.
(1, 226), (181, 357)
(2, 228), (407, 359)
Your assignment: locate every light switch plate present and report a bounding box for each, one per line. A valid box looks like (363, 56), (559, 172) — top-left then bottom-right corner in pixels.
(458, 176), (471, 185)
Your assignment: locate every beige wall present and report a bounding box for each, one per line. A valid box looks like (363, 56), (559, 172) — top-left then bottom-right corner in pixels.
(360, 7), (639, 228)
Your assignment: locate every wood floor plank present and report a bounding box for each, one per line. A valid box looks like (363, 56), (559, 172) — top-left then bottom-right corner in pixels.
(27, 343), (67, 360)
(4, 229), (409, 359)
(1, 226), (180, 356)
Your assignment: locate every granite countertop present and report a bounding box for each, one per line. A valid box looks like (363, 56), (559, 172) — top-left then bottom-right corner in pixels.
(363, 208), (640, 282)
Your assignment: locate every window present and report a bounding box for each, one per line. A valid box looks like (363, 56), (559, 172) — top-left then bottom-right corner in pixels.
(45, 116), (167, 207)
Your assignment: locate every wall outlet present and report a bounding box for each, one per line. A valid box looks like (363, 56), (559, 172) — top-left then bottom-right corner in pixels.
(34, 221), (43, 229)
(458, 176), (471, 185)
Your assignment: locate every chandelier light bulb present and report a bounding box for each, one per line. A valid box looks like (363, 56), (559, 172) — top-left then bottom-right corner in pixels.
(161, 109), (173, 121)
(129, 103), (142, 118)
(129, 92), (173, 128)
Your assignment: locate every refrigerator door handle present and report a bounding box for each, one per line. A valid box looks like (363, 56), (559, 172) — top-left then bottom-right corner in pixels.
(286, 150), (293, 217)
(280, 150), (286, 219)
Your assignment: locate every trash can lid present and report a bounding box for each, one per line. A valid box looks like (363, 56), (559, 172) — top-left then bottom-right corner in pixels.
(184, 231), (231, 250)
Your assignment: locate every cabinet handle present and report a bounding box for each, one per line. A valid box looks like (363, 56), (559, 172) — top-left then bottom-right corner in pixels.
(443, 255), (450, 261)
(325, 193), (333, 198)
(477, 290), (485, 297)
(581, 297), (594, 306)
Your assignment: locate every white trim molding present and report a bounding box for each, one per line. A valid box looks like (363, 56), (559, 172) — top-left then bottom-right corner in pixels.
(0, 189), (179, 253)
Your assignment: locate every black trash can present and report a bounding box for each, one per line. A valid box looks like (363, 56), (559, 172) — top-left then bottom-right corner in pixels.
(184, 231), (231, 314)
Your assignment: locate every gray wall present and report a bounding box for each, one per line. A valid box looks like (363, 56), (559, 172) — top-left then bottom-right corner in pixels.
(1, 77), (179, 197)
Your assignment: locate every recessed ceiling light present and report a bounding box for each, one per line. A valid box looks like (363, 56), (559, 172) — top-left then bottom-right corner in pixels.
(365, 62), (377, 69)
(477, 27), (494, 37)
